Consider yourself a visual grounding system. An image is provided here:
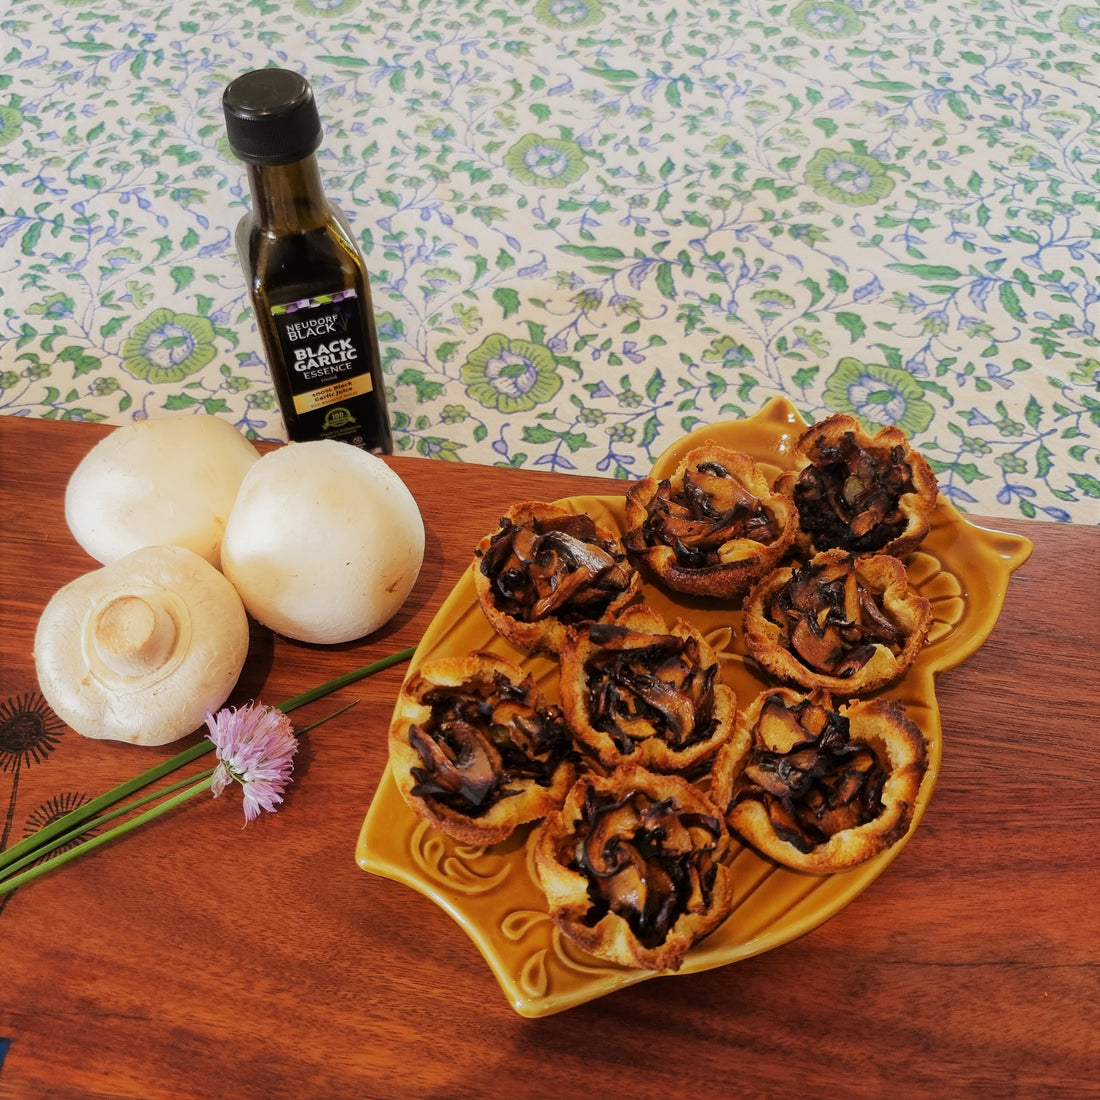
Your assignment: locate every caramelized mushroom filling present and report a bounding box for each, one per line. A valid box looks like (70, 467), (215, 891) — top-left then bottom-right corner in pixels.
(765, 554), (905, 677)
(565, 787), (724, 948)
(635, 462), (782, 568)
(408, 671), (574, 817)
(583, 624), (719, 755)
(730, 694), (887, 853)
(793, 431), (915, 553)
(477, 513), (635, 624)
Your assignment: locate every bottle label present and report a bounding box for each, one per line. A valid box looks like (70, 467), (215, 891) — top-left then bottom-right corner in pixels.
(271, 289), (374, 423)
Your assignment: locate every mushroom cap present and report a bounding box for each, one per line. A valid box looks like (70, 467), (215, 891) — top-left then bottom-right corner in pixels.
(34, 545), (251, 746)
(220, 440), (425, 645)
(64, 416), (260, 569)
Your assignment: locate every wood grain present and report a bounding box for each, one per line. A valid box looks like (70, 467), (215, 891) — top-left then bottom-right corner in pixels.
(1, 416), (1097, 1100)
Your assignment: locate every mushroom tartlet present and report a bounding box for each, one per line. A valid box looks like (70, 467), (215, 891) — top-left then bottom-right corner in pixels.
(743, 549), (932, 695)
(533, 766), (734, 972)
(623, 444), (797, 598)
(473, 502), (640, 656)
(389, 653), (577, 846)
(558, 603), (736, 774)
(710, 687), (928, 873)
(774, 413), (938, 558)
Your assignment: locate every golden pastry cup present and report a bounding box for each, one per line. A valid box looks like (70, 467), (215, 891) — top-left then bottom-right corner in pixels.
(711, 687), (929, 873)
(473, 501), (641, 656)
(389, 651), (577, 847)
(533, 765), (734, 973)
(743, 549), (932, 695)
(624, 443), (797, 598)
(774, 413), (938, 559)
(558, 602), (736, 774)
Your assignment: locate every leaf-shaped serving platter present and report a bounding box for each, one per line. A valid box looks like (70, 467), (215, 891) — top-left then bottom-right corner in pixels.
(356, 396), (1033, 1018)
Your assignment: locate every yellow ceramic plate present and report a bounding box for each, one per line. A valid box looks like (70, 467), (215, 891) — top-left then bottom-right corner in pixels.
(356, 397), (1032, 1018)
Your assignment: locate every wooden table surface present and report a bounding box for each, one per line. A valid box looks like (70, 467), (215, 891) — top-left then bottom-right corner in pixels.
(1, 416), (1097, 1100)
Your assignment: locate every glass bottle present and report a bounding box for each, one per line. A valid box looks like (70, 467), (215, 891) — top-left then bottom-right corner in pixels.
(222, 68), (393, 453)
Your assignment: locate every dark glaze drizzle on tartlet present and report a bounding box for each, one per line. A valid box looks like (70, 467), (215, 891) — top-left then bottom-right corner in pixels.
(763, 553), (907, 679)
(631, 460), (784, 568)
(477, 511), (635, 625)
(408, 669), (575, 818)
(792, 430), (918, 553)
(581, 623), (721, 756)
(565, 784), (725, 949)
(726, 693), (887, 854)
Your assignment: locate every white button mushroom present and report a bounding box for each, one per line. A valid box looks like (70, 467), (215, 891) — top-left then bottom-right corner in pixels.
(220, 440), (425, 645)
(64, 416), (260, 570)
(34, 545), (251, 746)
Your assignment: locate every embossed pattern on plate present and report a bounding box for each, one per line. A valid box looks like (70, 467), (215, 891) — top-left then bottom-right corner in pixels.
(356, 397), (1033, 1018)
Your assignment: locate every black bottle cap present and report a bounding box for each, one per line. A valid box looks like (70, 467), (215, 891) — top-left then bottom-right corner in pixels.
(222, 68), (323, 165)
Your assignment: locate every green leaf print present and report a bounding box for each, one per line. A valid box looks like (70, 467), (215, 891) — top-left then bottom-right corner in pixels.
(170, 267), (194, 292)
(999, 283), (1026, 321)
(645, 369), (665, 401)
(855, 79), (916, 93)
(20, 222), (42, 255)
(655, 262), (676, 299)
(1070, 474), (1100, 498)
(886, 263), (965, 281)
(397, 368), (445, 403)
(582, 62), (638, 83)
(493, 287), (521, 318)
(58, 345), (101, 376)
(558, 245), (627, 261)
(836, 312), (866, 341)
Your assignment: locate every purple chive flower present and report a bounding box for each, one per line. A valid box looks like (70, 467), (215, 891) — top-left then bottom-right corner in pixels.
(205, 704), (298, 824)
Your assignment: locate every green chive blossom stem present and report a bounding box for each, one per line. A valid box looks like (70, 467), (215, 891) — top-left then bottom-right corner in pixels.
(0, 646), (414, 885)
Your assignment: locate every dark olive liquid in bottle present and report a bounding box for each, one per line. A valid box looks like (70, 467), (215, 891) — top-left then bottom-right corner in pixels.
(225, 69), (392, 453)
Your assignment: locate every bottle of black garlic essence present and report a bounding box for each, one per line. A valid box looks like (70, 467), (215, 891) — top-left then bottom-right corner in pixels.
(222, 67), (393, 453)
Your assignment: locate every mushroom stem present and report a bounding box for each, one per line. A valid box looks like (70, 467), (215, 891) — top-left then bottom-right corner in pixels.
(92, 593), (179, 678)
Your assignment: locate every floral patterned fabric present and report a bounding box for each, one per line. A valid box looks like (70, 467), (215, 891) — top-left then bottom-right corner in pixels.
(2, 0), (1099, 523)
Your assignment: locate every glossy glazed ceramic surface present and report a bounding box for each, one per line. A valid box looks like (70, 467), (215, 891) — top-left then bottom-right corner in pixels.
(356, 397), (1033, 1018)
